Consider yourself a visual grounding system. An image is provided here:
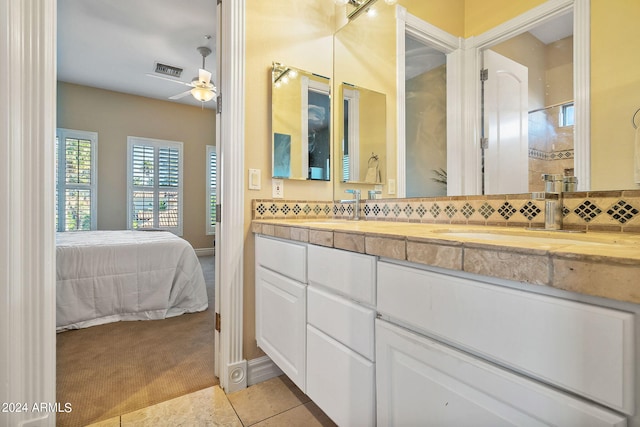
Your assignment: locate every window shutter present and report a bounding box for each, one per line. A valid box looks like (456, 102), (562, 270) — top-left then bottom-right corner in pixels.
(55, 129), (98, 231)
(128, 137), (183, 235)
(210, 149), (217, 229)
(132, 144), (155, 187)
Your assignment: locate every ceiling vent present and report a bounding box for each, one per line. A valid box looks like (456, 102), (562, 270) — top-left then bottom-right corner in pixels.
(154, 62), (183, 78)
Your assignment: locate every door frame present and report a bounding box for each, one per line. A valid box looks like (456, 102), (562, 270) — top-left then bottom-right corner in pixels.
(396, 6), (463, 197)
(465, 0), (590, 193)
(215, 0), (248, 393)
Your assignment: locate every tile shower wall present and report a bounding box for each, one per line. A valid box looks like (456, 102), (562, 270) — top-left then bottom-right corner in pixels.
(528, 104), (574, 192)
(253, 190), (640, 233)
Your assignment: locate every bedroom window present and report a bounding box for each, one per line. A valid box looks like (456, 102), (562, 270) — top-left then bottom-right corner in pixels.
(127, 137), (183, 236)
(55, 128), (98, 231)
(206, 145), (217, 235)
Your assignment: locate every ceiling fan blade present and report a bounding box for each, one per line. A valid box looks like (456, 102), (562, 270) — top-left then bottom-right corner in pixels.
(169, 90), (192, 100)
(198, 68), (212, 86)
(146, 73), (191, 86)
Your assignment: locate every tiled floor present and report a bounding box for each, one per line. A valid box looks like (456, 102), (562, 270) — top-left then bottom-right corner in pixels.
(86, 375), (336, 427)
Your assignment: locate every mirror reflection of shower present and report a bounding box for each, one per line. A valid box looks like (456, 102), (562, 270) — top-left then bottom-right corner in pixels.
(405, 34), (447, 197)
(528, 101), (575, 192)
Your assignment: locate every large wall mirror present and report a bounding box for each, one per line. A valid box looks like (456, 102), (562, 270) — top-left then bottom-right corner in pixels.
(333, 3), (396, 198)
(272, 62), (331, 181)
(332, 0), (599, 199)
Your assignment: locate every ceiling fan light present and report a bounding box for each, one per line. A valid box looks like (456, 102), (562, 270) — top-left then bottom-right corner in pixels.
(191, 87), (214, 102)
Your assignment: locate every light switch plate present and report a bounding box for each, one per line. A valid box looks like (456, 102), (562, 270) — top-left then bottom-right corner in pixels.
(272, 179), (284, 198)
(248, 169), (261, 190)
(388, 179), (396, 195)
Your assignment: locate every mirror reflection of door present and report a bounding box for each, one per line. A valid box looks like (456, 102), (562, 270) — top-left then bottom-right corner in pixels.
(307, 80), (331, 181)
(342, 87), (360, 182)
(483, 12), (574, 193)
(482, 50), (529, 195)
(404, 34), (447, 197)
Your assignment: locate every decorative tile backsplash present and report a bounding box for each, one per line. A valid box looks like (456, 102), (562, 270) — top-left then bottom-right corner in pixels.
(252, 190), (640, 233)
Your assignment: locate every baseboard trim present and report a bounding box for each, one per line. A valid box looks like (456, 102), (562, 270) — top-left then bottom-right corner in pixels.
(247, 355), (284, 386)
(195, 247), (214, 256)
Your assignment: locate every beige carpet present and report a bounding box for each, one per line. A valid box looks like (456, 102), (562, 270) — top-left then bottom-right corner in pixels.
(56, 256), (217, 427)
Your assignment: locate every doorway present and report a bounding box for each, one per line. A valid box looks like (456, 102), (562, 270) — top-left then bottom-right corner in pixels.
(405, 34), (448, 197)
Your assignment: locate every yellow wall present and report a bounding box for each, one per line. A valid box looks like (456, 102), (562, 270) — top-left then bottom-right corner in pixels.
(464, 0), (547, 37)
(243, 0), (335, 360)
(591, 0), (640, 190)
(57, 82), (215, 249)
(400, 0), (465, 37)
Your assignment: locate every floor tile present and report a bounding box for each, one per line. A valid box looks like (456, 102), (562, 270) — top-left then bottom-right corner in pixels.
(85, 416), (121, 427)
(252, 401), (337, 427)
(120, 386), (241, 426)
(226, 375), (310, 426)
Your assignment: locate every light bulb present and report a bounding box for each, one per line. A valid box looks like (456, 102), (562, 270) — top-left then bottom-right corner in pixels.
(334, 0), (349, 5)
(384, 0), (397, 4)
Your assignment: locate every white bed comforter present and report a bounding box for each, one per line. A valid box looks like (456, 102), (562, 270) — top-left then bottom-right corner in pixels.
(56, 230), (208, 331)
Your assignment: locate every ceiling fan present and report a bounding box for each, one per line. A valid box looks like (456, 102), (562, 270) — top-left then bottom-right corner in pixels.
(148, 46), (216, 103)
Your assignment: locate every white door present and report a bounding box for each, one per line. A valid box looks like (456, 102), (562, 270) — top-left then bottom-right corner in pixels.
(483, 49), (528, 195)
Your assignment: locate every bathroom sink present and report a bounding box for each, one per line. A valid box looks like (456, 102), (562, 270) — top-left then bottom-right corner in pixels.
(430, 228), (631, 246)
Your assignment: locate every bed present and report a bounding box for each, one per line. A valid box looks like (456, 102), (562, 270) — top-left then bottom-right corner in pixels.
(56, 230), (208, 332)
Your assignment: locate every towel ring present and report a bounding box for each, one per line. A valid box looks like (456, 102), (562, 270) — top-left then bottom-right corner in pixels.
(633, 108), (640, 129)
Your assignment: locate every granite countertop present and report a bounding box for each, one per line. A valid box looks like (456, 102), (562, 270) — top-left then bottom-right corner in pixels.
(252, 218), (640, 305)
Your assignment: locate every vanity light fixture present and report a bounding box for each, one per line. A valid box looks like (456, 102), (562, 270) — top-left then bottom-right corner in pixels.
(272, 62), (297, 88)
(335, 0), (397, 20)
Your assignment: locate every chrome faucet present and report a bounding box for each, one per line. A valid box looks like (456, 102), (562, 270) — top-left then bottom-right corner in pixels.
(340, 189), (361, 220)
(532, 174), (564, 230)
(368, 190), (382, 200)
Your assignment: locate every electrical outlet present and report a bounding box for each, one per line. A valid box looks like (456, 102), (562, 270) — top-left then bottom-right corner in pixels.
(272, 179), (284, 198)
(388, 179), (396, 195)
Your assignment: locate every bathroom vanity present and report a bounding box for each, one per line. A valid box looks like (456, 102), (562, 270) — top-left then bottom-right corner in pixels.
(254, 219), (640, 426)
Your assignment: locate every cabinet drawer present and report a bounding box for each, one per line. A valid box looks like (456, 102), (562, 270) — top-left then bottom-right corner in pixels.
(377, 261), (635, 414)
(307, 244), (376, 305)
(256, 235), (306, 283)
(255, 266), (306, 392)
(307, 325), (375, 427)
(307, 286), (375, 360)
(376, 319), (627, 427)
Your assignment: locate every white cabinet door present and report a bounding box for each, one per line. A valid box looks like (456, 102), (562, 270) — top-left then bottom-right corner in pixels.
(307, 325), (375, 427)
(376, 319), (627, 427)
(378, 261), (635, 414)
(255, 265), (306, 391)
